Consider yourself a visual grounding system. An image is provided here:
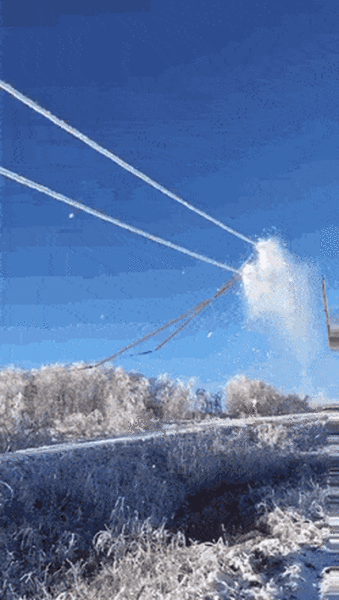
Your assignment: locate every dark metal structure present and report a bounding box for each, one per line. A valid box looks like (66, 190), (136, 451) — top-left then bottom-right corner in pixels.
(322, 277), (339, 350)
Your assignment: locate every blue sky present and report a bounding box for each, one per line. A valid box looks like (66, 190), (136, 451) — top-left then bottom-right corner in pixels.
(1, 0), (339, 405)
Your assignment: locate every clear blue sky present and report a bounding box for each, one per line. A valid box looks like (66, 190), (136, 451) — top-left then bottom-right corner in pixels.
(1, 0), (339, 405)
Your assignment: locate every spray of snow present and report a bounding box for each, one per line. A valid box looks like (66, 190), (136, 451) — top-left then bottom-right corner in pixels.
(240, 237), (319, 389)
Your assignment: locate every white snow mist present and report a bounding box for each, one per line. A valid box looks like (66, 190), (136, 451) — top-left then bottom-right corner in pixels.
(241, 237), (319, 380)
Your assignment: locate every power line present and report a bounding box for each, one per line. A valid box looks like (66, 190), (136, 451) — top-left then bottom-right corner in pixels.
(0, 166), (241, 274)
(0, 79), (255, 247)
(149, 272), (239, 354)
(79, 274), (240, 369)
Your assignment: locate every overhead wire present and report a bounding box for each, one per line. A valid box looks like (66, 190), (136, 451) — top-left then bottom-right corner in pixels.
(0, 79), (255, 247)
(0, 80), (257, 369)
(128, 308), (204, 356)
(79, 274), (240, 369)
(0, 166), (241, 274)
(138, 271), (240, 355)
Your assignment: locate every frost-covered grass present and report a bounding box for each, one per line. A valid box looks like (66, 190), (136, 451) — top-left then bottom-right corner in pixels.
(2, 473), (329, 600)
(0, 362), (328, 599)
(0, 411), (328, 599)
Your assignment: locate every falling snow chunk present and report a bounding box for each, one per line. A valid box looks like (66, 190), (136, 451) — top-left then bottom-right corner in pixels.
(69, 213), (74, 219)
(241, 237), (319, 378)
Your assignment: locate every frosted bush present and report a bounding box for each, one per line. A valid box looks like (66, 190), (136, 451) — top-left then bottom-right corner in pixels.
(264, 506), (328, 551)
(225, 374), (310, 418)
(254, 423), (295, 451)
(0, 368), (26, 419)
(103, 367), (151, 431)
(31, 363), (109, 421)
(147, 373), (195, 421)
(53, 409), (105, 439)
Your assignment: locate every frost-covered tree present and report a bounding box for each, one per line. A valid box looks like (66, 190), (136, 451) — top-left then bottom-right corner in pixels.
(224, 374), (312, 418)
